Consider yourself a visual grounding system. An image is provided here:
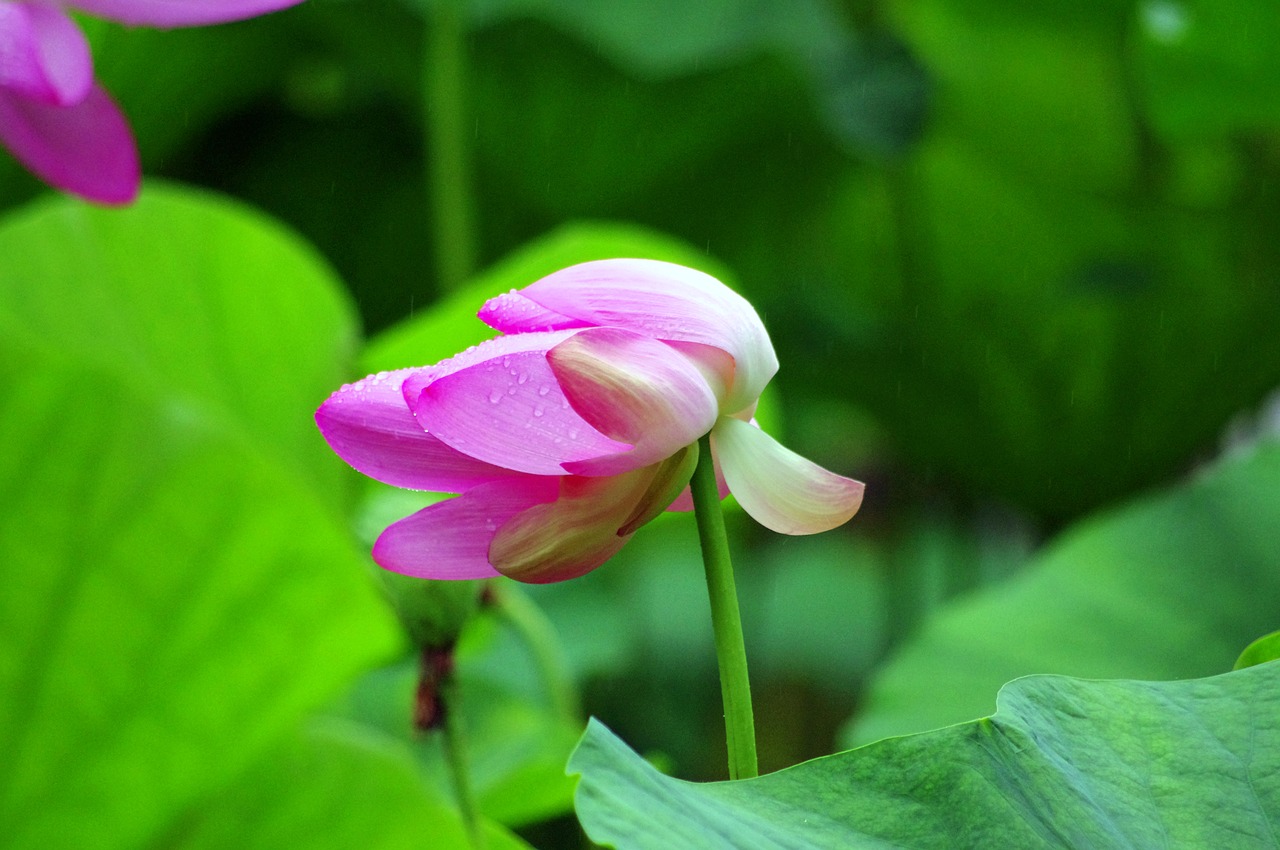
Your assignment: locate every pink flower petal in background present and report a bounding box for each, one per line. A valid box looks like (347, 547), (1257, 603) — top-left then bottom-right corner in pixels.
(0, 3), (92, 105)
(712, 416), (864, 535)
(373, 478), (561, 580)
(67, 0), (305, 28)
(549, 327), (719, 476)
(315, 368), (524, 493)
(0, 83), (138, 204)
(517, 259), (779, 414)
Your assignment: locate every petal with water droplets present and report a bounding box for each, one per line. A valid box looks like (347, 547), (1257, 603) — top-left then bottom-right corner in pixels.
(478, 290), (592, 333)
(411, 335), (632, 476)
(315, 367), (523, 492)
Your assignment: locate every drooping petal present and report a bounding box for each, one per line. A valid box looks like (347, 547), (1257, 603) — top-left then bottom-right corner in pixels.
(0, 83), (138, 204)
(373, 478), (561, 580)
(315, 368), (523, 493)
(478, 290), (592, 334)
(411, 332), (632, 476)
(549, 328), (718, 476)
(712, 416), (864, 535)
(67, 0), (304, 28)
(0, 3), (93, 105)
(518, 259), (779, 413)
(489, 457), (693, 583)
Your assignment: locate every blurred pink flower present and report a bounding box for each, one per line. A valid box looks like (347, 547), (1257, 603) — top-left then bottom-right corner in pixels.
(317, 259), (865, 583)
(0, 0), (303, 204)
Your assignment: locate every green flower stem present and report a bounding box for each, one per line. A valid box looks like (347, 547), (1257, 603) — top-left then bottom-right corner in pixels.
(690, 433), (759, 780)
(440, 673), (487, 850)
(425, 0), (476, 292)
(488, 581), (582, 724)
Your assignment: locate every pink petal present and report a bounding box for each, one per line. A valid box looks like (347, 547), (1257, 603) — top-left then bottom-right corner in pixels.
(478, 290), (592, 333)
(67, 0), (304, 28)
(373, 478), (561, 580)
(490, 453), (695, 583)
(402, 329), (579, 395)
(712, 416), (864, 535)
(315, 368), (524, 493)
(0, 3), (92, 105)
(410, 332), (632, 477)
(0, 83), (138, 204)
(548, 328), (718, 476)
(518, 259), (779, 414)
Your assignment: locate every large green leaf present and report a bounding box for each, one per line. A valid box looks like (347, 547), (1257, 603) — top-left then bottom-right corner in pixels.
(177, 721), (530, 850)
(0, 188), (399, 849)
(843, 441), (1280, 745)
(571, 662), (1280, 849)
(0, 184), (357, 503)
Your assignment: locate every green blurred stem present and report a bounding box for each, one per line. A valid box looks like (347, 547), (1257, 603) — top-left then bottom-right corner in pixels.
(441, 674), (487, 850)
(690, 433), (759, 780)
(489, 581), (581, 724)
(425, 0), (476, 292)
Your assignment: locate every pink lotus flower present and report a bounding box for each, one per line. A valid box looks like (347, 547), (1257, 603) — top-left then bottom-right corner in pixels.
(0, 0), (303, 204)
(317, 259), (864, 584)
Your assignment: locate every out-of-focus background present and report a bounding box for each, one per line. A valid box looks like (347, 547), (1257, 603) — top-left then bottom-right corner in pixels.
(2, 1), (1278, 847)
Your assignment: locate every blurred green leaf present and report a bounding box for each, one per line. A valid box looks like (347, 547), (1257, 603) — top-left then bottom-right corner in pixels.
(885, 0), (1138, 193)
(408, 0), (847, 80)
(1132, 0), (1280, 139)
(362, 220), (737, 373)
(790, 134), (1280, 519)
(178, 721), (529, 850)
(843, 441), (1280, 746)
(467, 21), (817, 219)
(571, 662), (1280, 849)
(1235, 630), (1280, 671)
(83, 13), (304, 168)
(0, 183), (358, 504)
(0, 187), (399, 849)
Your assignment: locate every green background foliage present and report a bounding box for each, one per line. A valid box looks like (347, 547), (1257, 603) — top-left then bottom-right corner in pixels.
(1, 0), (1277, 846)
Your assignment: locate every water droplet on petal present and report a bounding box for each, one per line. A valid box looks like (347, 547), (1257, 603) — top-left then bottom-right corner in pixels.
(488, 389), (503, 404)
(537, 385), (550, 397)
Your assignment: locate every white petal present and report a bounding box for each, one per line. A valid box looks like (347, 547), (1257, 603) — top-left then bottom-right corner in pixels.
(713, 416), (864, 535)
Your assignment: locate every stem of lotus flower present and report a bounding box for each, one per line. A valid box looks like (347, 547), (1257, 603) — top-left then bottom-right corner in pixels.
(691, 433), (759, 780)
(426, 0), (476, 292)
(488, 581), (581, 724)
(440, 673), (487, 850)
